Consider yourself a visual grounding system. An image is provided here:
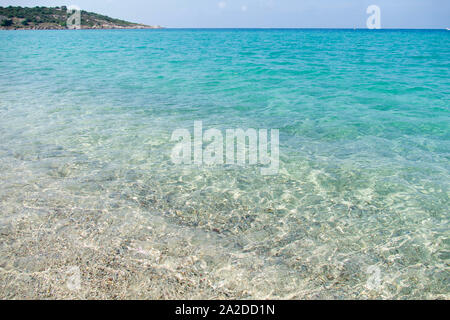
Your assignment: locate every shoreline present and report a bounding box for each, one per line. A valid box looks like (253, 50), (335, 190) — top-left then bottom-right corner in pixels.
(0, 26), (163, 30)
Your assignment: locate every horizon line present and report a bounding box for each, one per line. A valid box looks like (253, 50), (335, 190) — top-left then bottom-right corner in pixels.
(1, 27), (449, 31)
(162, 27), (449, 30)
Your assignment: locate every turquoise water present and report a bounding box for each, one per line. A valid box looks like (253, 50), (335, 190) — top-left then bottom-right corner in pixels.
(0, 29), (449, 299)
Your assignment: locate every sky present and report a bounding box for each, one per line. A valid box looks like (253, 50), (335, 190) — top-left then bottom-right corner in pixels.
(0, 0), (449, 28)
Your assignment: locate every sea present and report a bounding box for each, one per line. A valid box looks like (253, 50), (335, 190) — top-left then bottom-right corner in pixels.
(0, 29), (448, 299)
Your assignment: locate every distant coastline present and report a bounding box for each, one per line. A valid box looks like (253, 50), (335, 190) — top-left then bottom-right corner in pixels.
(0, 6), (162, 30)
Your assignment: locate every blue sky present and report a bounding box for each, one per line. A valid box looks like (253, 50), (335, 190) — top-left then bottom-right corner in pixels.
(1, 0), (449, 28)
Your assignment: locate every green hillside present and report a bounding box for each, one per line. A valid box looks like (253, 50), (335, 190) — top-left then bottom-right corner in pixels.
(0, 6), (161, 29)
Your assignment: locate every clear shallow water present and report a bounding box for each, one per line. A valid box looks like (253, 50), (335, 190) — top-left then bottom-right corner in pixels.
(0, 29), (449, 299)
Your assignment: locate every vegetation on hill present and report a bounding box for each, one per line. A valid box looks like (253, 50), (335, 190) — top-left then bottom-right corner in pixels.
(0, 6), (160, 29)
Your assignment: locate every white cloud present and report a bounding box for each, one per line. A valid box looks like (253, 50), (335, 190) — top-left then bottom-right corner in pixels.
(241, 5), (248, 12)
(218, 1), (227, 9)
